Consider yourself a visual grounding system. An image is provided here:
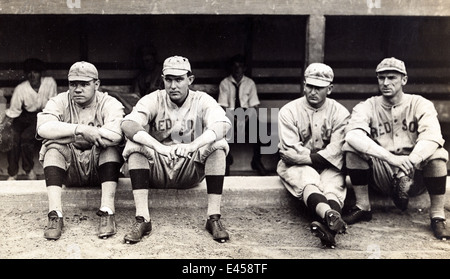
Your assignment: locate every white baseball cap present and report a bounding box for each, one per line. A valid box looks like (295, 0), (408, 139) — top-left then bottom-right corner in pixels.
(68, 61), (98, 81)
(163, 56), (191, 76)
(304, 63), (334, 87)
(376, 57), (407, 75)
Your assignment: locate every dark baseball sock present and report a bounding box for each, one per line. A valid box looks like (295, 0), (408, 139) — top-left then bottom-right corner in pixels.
(306, 192), (329, 217)
(425, 176), (446, 195)
(98, 162), (121, 183)
(425, 176), (447, 219)
(206, 175), (224, 194)
(206, 175), (224, 217)
(328, 199), (342, 214)
(44, 166), (66, 187)
(347, 169), (370, 186)
(129, 169), (150, 190)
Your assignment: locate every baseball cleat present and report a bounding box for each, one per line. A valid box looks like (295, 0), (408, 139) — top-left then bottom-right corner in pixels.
(205, 214), (229, 243)
(44, 210), (64, 240)
(392, 175), (412, 211)
(310, 221), (336, 248)
(431, 218), (450, 240)
(123, 216), (152, 244)
(324, 209), (347, 234)
(97, 210), (117, 239)
(343, 206), (372, 225)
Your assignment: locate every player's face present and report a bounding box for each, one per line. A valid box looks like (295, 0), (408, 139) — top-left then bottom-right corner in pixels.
(69, 79), (100, 106)
(27, 70), (42, 89)
(231, 62), (245, 82)
(303, 83), (332, 108)
(377, 71), (407, 98)
(163, 74), (194, 106)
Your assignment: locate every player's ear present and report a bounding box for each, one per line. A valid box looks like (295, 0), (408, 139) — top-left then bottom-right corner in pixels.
(188, 74), (195, 85)
(401, 75), (408, 86)
(94, 79), (101, 90)
(327, 84), (333, 95)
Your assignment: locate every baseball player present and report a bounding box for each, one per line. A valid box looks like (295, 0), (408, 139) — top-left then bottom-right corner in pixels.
(277, 63), (350, 248)
(120, 56), (231, 244)
(37, 61), (125, 240)
(343, 57), (450, 240)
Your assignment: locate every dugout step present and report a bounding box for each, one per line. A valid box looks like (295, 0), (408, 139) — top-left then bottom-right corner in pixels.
(0, 177), (449, 213)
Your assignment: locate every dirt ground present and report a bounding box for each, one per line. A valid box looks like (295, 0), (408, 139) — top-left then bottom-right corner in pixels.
(1, 203), (450, 260)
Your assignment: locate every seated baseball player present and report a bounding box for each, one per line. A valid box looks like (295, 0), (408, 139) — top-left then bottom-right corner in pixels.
(37, 61), (125, 240)
(120, 55), (232, 244)
(277, 63), (350, 248)
(343, 57), (450, 240)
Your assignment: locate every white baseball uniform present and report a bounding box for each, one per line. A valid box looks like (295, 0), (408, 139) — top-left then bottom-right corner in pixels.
(277, 96), (350, 204)
(122, 89), (230, 188)
(343, 93), (448, 194)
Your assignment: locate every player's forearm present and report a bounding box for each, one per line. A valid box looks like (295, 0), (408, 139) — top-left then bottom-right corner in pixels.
(37, 121), (78, 139)
(345, 129), (394, 162)
(190, 130), (218, 150)
(132, 130), (165, 151)
(99, 127), (122, 144)
(409, 140), (439, 164)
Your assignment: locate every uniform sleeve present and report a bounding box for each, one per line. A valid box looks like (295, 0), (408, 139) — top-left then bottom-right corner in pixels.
(123, 92), (158, 127)
(246, 79), (260, 108)
(201, 93), (231, 128)
(277, 104), (304, 152)
(101, 95), (125, 135)
(414, 97), (445, 146)
(345, 100), (372, 135)
(37, 93), (66, 129)
(218, 79), (230, 108)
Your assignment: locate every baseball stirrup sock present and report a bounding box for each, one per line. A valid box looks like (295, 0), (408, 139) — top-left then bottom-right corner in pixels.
(206, 175), (224, 194)
(129, 169), (150, 190)
(347, 169), (370, 186)
(306, 193), (330, 219)
(98, 162), (121, 183)
(424, 176), (446, 195)
(44, 166), (66, 187)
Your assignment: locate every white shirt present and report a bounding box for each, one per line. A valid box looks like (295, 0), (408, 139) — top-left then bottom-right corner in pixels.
(6, 77), (57, 118)
(218, 75), (260, 109)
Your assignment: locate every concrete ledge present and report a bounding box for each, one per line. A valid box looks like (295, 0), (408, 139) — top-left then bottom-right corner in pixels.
(0, 176), (449, 211)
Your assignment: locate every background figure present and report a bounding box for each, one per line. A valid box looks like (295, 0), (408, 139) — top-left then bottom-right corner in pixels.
(132, 45), (163, 97)
(277, 63), (350, 248)
(4, 58), (57, 180)
(218, 54), (267, 176)
(37, 61), (125, 241)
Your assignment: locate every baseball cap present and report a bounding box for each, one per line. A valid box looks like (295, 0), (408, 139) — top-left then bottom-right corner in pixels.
(304, 63), (334, 87)
(162, 56), (191, 76)
(376, 57), (407, 75)
(68, 61), (98, 81)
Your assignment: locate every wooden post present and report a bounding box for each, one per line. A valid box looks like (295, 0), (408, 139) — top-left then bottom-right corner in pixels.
(304, 14), (326, 68)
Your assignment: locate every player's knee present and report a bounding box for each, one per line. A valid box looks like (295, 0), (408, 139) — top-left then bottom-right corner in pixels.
(99, 146), (121, 165)
(345, 151), (369, 170)
(43, 147), (67, 169)
(127, 152), (150, 170)
(205, 149), (226, 176)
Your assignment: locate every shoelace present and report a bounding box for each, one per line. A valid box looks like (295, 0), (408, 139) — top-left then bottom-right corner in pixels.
(212, 219), (225, 231)
(130, 219), (145, 234)
(48, 216), (60, 229)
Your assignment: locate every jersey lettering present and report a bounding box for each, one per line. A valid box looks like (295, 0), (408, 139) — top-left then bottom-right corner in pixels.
(370, 118), (418, 139)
